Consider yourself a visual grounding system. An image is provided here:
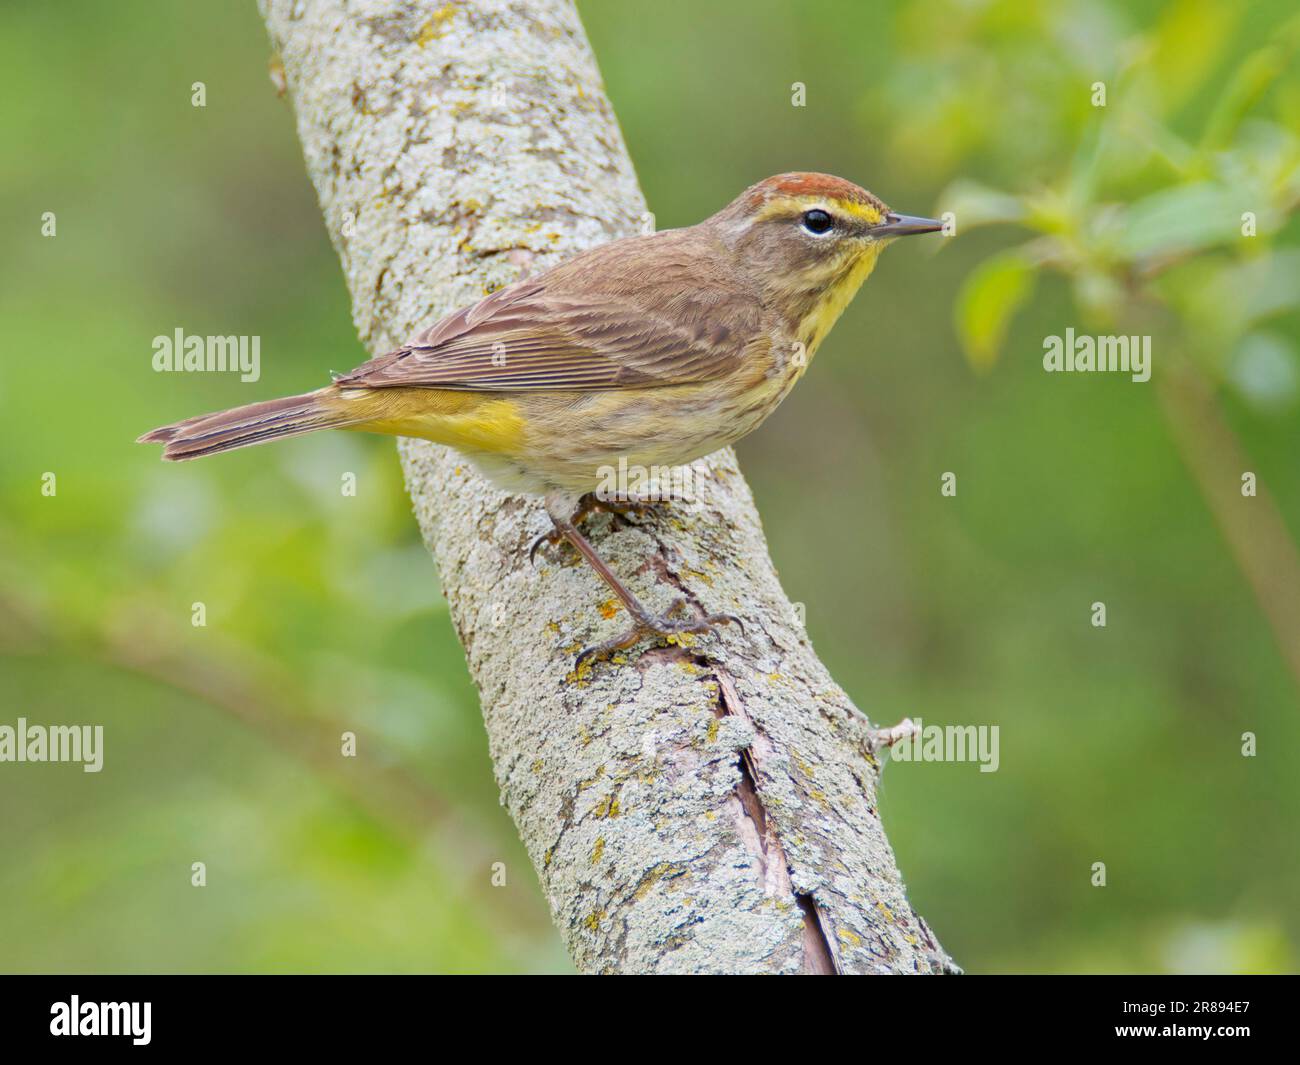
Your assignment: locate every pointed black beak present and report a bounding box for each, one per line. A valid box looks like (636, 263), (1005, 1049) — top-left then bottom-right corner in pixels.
(874, 212), (944, 237)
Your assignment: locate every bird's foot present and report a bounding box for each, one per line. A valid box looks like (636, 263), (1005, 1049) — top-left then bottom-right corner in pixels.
(580, 493), (657, 522)
(530, 492), (658, 564)
(575, 598), (742, 671)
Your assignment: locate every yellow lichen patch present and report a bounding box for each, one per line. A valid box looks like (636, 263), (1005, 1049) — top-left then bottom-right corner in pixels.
(706, 718), (720, 744)
(633, 866), (664, 900)
(592, 795), (621, 820)
(416, 4), (456, 46)
(583, 909), (605, 931)
(577, 766), (606, 791)
(681, 567), (714, 588)
(590, 837), (605, 865)
(530, 759), (543, 773)
(838, 927), (863, 947)
(632, 862), (684, 901)
(790, 749), (814, 778)
(875, 900), (895, 922)
(545, 621), (560, 636)
(579, 725), (592, 747)
(565, 656), (595, 686)
(597, 598), (620, 620)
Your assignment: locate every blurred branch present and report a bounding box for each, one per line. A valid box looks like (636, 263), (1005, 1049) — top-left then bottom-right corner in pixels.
(260, 0), (956, 974)
(1155, 364), (1300, 689)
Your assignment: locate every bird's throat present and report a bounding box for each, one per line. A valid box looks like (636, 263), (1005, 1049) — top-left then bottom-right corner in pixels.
(794, 243), (885, 356)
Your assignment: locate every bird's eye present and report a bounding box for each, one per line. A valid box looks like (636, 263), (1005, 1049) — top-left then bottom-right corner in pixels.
(801, 209), (834, 235)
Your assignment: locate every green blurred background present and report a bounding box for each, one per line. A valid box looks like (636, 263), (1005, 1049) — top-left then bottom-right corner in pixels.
(2, 0), (1297, 974)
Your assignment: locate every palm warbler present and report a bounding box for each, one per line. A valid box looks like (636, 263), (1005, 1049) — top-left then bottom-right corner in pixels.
(141, 173), (941, 663)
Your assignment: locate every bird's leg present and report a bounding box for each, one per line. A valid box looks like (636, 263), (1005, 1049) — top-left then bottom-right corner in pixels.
(548, 515), (741, 668)
(529, 491), (657, 564)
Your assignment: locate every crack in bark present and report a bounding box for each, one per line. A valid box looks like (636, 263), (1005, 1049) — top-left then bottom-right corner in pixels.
(713, 666), (841, 974)
(588, 509), (843, 973)
(796, 894), (839, 975)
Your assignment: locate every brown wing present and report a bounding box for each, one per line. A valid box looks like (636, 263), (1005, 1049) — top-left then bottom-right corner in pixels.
(334, 231), (766, 392)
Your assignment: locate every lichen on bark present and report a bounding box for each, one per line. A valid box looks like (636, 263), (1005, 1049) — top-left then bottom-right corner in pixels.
(260, 0), (957, 974)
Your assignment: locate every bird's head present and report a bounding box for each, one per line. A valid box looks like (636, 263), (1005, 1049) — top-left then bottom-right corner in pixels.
(708, 172), (942, 349)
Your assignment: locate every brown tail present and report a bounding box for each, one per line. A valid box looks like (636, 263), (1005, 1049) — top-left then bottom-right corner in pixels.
(138, 387), (363, 461)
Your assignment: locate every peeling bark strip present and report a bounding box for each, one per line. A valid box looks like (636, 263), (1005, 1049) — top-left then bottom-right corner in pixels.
(260, 0), (957, 974)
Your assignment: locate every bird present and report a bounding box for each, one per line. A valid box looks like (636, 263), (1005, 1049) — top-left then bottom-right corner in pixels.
(140, 172), (942, 665)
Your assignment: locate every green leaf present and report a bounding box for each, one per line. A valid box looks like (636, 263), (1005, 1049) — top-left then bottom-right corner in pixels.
(955, 251), (1038, 372)
(940, 179), (1026, 234)
(1183, 250), (1300, 344)
(1116, 181), (1244, 259)
(1200, 43), (1292, 152)
(1148, 0), (1241, 115)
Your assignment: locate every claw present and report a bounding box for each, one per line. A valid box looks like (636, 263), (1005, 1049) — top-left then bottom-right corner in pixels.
(531, 493), (657, 567)
(575, 603), (742, 670)
(540, 494), (735, 673)
(599, 497), (656, 522)
(529, 529), (563, 566)
(576, 493), (658, 526)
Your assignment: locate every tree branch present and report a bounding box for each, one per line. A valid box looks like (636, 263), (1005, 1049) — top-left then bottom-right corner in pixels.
(260, 0), (956, 974)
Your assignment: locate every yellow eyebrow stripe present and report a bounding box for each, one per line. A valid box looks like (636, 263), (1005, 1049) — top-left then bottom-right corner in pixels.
(753, 195), (884, 226)
(835, 199), (885, 224)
